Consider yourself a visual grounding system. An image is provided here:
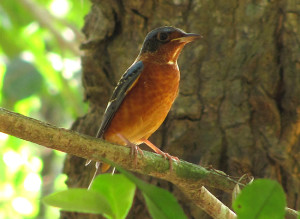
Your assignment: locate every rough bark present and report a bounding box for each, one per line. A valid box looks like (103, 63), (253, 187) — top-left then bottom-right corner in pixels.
(62, 0), (300, 218)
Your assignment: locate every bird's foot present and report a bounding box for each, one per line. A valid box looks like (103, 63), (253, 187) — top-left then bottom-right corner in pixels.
(142, 139), (179, 171)
(117, 134), (144, 168)
(154, 150), (179, 171)
(158, 151), (179, 161)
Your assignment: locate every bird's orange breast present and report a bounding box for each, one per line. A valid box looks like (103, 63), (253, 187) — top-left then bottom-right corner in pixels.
(103, 61), (180, 145)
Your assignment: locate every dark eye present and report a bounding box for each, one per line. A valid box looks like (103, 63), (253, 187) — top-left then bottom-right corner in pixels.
(157, 32), (169, 42)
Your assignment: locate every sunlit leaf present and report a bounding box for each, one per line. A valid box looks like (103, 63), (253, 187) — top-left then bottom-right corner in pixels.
(233, 179), (286, 219)
(43, 188), (113, 216)
(91, 174), (136, 219)
(102, 158), (187, 219)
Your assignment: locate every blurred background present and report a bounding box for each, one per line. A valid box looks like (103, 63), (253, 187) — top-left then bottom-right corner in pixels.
(0, 0), (90, 218)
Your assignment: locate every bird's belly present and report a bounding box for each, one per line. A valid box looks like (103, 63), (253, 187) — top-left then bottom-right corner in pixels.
(104, 64), (179, 145)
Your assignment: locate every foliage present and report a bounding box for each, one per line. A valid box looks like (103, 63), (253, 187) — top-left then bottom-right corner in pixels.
(44, 157), (289, 219)
(0, 0), (90, 218)
(44, 188), (113, 215)
(44, 164), (187, 219)
(233, 179), (286, 219)
(44, 174), (135, 219)
(113, 161), (187, 219)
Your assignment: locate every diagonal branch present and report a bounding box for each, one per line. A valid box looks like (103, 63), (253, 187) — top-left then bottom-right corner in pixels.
(0, 107), (242, 212)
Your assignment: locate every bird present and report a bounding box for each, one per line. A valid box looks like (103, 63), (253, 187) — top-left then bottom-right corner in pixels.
(87, 26), (201, 189)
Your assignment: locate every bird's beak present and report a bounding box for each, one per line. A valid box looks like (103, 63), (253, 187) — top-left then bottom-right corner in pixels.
(172, 33), (202, 43)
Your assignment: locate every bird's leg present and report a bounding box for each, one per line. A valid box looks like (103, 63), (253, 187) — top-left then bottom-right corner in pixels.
(142, 139), (179, 171)
(117, 133), (144, 167)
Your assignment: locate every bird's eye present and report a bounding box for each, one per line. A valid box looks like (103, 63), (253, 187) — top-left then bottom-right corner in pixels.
(157, 32), (169, 42)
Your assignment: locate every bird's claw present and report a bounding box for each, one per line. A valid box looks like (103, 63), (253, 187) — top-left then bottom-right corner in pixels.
(158, 151), (179, 171)
(130, 143), (144, 167)
(161, 152), (179, 161)
(117, 133), (144, 168)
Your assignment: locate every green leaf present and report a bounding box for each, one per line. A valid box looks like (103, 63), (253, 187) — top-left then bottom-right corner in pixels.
(90, 174), (136, 219)
(233, 179), (286, 219)
(142, 186), (186, 219)
(43, 188), (113, 217)
(102, 158), (187, 219)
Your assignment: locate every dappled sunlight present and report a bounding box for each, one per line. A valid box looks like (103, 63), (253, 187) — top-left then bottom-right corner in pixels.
(47, 52), (81, 80)
(1, 183), (14, 199)
(0, 132), (8, 141)
(50, 0), (69, 17)
(0, 0), (90, 217)
(24, 173), (41, 192)
(62, 27), (76, 42)
(47, 53), (63, 71)
(12, 197), (34, 215)
(20, 51), (35, 62)
(0, 0), (91, 219)
(3, 150), (24, 172)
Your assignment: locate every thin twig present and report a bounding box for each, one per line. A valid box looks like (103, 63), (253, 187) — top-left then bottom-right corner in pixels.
(285, 207), (299, 218)
(199, 186), (237, 219)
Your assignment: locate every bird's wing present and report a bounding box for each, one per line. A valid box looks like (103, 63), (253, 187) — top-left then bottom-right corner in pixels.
(96, 61), (144, 138)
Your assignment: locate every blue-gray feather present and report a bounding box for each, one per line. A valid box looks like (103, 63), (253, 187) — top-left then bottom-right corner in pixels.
(96, 61), (144, 138)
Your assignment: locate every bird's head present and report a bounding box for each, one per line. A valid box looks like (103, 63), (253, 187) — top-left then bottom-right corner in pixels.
(138, 26), (201, 64)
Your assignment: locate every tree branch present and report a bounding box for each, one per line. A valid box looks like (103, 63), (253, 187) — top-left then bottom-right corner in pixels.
(199, 186), (237, 219)
(0, 107), (242, 211)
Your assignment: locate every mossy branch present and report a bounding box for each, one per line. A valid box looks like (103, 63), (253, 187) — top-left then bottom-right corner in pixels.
(0, 107), (242, 215)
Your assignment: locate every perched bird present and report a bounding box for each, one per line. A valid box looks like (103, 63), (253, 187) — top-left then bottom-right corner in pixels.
(87, 26), (200, 188)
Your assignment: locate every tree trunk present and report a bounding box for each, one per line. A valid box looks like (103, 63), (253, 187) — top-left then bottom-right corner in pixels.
(62, 0), (300, 218)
